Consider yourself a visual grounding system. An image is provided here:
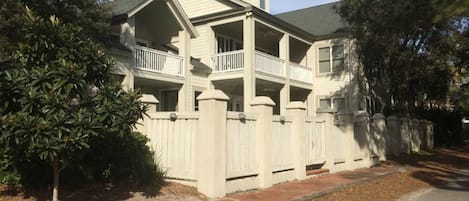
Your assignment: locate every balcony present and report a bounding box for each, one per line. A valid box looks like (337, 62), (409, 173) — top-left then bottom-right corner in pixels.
(134, 45), (184, 77)
(211, 50), (312, 84)
(211, 50), (286, 78)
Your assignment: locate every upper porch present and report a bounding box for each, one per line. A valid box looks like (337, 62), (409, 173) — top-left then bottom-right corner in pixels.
(206, 14), (314, 88)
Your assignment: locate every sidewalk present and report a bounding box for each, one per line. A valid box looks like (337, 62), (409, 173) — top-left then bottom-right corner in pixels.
(220, 163), (406, 201)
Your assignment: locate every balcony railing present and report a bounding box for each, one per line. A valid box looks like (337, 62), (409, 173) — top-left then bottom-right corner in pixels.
(211, 50), (244, 72)
(289, 63), (313, 83)
(211, 50), (288, 78)
(134, 45), (184, 77)
(254, 51), (286, 77)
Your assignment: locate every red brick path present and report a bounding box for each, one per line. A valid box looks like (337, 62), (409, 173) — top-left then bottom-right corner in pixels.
(221, 164), (404, 201)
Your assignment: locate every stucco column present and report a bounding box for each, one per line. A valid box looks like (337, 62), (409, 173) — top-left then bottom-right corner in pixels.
(196, 89), (229, 198)
(286, 102), (307, 180)
(178, 30), (192, 112)
(280, 33), (290, 115)
(372, 113), (387, 161)
(316, 108), (335, 170)
(251, 96), (275, 188)
(135, 94), (159, 135)
(243, 14), (256, 112)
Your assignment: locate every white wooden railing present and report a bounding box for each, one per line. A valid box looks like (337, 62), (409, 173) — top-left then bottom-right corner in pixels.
(211, 50), (244, 72)
(134, 45), (184, 77)
(272, 116), (293, 172)
(255, 51), (286, 77)
(226, 112), (257, 179)
(305, 117), (326, 165)
(290, 62), (313, 83)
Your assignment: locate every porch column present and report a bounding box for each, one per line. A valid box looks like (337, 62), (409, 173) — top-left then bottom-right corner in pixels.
(306, 46), (315, 116)
(121, 16), (136, 91)
(243, 13), (256, 112)
(196, 89), (229, 197)
(178, 30), (192, 112)
(280, 33), (290, 114)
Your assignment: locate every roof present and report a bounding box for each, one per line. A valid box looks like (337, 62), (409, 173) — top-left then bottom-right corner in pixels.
(275, 2), (348, 37)
(107, 0), (148, 16)
(107, 0), (198, 38)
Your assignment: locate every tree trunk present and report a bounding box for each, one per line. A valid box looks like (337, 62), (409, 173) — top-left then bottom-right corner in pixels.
(52, 159), (60, 201)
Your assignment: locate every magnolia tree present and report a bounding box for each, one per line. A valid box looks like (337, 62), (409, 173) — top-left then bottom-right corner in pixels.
(0, 2), (145, 201)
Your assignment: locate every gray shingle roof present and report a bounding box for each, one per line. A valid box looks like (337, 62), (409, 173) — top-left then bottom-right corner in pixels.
(106, 0), (148, 16)
(276, 2), (348, 37)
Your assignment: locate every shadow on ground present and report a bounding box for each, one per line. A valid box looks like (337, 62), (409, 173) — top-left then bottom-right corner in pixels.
(390, 141), (469, 192)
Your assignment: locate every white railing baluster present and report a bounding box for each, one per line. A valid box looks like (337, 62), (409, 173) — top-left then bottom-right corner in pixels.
(134, 45), (184, 77)
(254, 51), (286, 77)
(211, 50), (245, 73)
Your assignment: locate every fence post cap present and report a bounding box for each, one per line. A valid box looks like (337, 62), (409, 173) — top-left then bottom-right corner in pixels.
(140, 94), (159, 104)
(286, 101), (306, 110)
(251, 96), (275, 106)
(196, 89), (229, 101)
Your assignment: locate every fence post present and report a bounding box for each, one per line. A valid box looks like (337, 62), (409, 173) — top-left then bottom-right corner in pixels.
(316, 108), (335, 171)
(372, 113), (387, 161)
(196, 89), (229, 198)
(387, 116), (400, 157)
(136, 94), (159, 134)
(286, 102), (307, 180)
(251, 96), (275, 188)
(400, 117), (411, 154)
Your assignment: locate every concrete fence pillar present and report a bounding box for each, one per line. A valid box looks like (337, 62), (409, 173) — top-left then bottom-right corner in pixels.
(400, 117), (411, 154)
(136, 94), (159, 134)
(387, 116), (401, 157)
(251, 96), (275, 188)
(196, 89), (229, 198)
(410, 119), (421, 153)
(316, 108), (335, 171)
(353, 111), (371, 168)
(372, 113), (387, 161)
(286, 102), (307, 180)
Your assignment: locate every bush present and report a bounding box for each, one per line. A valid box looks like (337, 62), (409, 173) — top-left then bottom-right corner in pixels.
(0, 132), (165, 188)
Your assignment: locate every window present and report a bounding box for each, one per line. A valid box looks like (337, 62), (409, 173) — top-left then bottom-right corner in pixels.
(194, 91), (202, 111)
(318, 45), (344, 74)
(319, 97), (346, 112)
(216, 35), (243, 53)
(260, 0), (266, 9)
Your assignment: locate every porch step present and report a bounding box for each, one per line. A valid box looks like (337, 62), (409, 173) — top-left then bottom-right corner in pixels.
(306, 168), (330, 176)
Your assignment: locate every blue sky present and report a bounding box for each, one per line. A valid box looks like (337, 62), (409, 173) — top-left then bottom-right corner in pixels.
(270, 0), (339, 14)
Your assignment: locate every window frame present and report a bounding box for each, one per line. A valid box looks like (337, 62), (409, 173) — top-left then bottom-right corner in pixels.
(316, 44), (345, 76)
(317, 96), (347, 112)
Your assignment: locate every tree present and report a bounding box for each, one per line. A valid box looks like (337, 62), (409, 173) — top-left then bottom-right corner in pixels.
(0, 1), (145, 201)
(336, 0), (469, 115)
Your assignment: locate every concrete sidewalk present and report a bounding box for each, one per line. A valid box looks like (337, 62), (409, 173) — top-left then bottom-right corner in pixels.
(220, 164), (406, 201)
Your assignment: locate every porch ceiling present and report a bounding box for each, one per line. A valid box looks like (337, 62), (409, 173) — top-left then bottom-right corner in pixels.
(135, 0), (181, 45)
(135, 77), (182, 91)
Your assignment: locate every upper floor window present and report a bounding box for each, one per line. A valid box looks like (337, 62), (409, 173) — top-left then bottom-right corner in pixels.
(318, 45), (344, 74)
(260, 0), (266, 9)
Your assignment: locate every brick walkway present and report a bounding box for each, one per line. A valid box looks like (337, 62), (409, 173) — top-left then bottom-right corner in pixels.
(221, 164), (405, 201)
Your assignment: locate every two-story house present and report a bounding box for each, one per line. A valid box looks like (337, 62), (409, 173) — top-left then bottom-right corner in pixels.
(108, 0), (362, 116)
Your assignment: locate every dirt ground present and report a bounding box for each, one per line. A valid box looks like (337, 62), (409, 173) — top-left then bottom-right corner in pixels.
(312, 142), (469, 201)
(0, 181), (207, 201)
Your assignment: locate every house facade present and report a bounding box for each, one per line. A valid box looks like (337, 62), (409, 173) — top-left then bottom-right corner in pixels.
(108, 0), (363, 116)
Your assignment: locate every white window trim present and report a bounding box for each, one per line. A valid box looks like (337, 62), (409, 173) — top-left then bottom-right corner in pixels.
(316, 44), (345, 76)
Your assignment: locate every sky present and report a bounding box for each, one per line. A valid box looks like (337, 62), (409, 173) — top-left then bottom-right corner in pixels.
(270, 0), (339, 14)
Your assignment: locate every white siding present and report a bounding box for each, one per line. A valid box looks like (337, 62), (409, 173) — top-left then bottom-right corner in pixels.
(191, 25), (211, 64)
(178, 0), (234, 18)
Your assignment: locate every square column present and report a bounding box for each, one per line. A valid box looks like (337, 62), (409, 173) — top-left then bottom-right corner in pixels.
(178, 30), (192, 112)
(121, 17), (136, 91)
(279, 33), (290, 114)
(196, 89), (229, 197)
(286, 102), (307, 180)
(243, 13), (256, 112)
